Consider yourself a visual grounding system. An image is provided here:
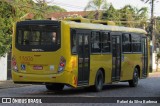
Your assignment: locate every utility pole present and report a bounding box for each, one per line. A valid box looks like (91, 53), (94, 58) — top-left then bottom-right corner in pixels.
(151, 0), (155, 50)
(150, 0), (156, 72)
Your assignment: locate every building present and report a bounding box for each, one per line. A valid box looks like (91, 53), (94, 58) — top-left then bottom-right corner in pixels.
(0, 54), (7, 81)
(25, 11), (96, 20)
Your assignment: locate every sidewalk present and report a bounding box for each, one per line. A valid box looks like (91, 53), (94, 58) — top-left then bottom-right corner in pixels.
(149, 71), (160, 78)
(0, 80), (31, 89)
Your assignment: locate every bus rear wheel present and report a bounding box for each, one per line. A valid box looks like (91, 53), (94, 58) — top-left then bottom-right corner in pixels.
(93, 70), (104, 92)
(128, 68), (139, 87)
(45, 83), (64, 91)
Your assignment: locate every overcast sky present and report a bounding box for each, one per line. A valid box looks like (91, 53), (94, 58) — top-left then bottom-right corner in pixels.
(49, 0), (160, 17)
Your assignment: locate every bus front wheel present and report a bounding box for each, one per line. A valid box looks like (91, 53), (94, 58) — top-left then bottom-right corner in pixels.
(93, 70), (104, 92)
(128, 68), (139, 87)
(45, 83), (64, 91)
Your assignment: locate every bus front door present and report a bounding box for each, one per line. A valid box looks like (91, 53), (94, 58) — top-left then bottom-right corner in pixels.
(142, 37), (148, 78)
(112, 35), (121, 81)
(77, 33), (90, 86)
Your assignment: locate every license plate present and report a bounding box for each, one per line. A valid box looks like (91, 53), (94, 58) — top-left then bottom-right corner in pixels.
(33, 65), (43, 70)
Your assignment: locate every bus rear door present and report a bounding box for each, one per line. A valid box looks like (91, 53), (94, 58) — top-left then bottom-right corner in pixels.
(76, 30), (90, 86)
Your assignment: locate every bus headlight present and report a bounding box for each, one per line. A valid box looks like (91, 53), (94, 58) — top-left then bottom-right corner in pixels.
(58, 56), (66, 73)
(12, 57), (18, 72)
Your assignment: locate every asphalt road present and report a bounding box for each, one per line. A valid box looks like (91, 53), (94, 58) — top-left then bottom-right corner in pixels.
(0, 76), (160, 106)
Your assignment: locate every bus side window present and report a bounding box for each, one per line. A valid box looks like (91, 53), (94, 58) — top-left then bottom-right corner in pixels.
(131, 33), (141, 52)
(122, 34), (131, 52)
(101, 32), (111, 53)
(91, 32), (101, 53)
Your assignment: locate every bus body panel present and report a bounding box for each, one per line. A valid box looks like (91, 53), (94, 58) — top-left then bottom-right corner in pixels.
(121, 54), (142, 81)
(89, 54), (112, 85)
(12, 49), (62, 74)
(12, 69), (71, 84)
(12, 20), (149, 89)
(12, 21), (78, 87)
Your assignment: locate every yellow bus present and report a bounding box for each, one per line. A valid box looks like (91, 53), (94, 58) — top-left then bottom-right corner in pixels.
(12, 20), (149, 91)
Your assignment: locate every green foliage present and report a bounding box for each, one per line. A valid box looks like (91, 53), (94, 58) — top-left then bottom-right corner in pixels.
(102, 4), (148, 28)
(102, 4), (122, 25)
(9, 0), (67, 20)
(11, 0), (35, 21)
(0, 0), (13, 56)
(47, 5), (67, 12)
(155, 17), (160, 49)
(32, 0), (66, 19)
(0, 0), (66, 56)
(85, 0), (148, 27)
(157, 52), (160, 60)
(84, 0), (107, 19)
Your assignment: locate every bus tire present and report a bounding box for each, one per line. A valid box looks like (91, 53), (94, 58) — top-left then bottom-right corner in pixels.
(128, 68), (139, 87)
(45, 83), (64, 91)
(93, 70), (104, 92)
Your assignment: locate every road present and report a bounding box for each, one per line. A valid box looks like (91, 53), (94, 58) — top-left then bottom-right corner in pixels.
(0, 76), (160, 105)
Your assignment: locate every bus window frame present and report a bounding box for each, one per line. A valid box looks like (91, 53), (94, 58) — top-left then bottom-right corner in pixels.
(71, 29), (77, 55)
(90, 30), (101, 54)
(122, 33), (132, 54)
(131, 33), (142, 54)
(70, 28), (91, 55)
(15, 24), (61, 52)
(91, 30), (111, 55)
(101, 31), (111, 54)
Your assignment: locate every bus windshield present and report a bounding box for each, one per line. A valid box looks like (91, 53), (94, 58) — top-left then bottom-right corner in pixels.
(16, 24), (60, 52)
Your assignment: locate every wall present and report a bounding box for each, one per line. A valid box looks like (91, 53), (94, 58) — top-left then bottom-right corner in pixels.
(0, 54), (7, 81)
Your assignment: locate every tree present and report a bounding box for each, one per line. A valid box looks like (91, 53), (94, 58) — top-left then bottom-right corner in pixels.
(140, 0), (158, 51)
(119, 5), (148, 28)
(0, 0), (14, 56)
(84, 0), (107, 20)
(10, 0), (35, 20)
(32, 0), (49, 19)
(47, 5), (67, 12)
(9, 0), (67, 20)
(0, 0), (38, 56)
(102, 4), (148, 28)
(0, 0), (66, 56)
(32, 0), (66, 19)
(102, 4), (122, 25)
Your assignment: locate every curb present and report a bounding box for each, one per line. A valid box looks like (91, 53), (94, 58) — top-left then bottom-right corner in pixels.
(149, 72), (160, 78)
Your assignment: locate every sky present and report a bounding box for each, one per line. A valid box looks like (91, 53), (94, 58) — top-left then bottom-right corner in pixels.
(48, 0), (160, 17)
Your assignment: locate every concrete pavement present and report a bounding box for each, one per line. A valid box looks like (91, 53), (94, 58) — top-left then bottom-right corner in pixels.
(0, 80), (31, 89)
(149, 71), (160, 77)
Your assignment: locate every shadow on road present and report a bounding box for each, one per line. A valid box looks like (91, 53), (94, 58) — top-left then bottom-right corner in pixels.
(24, 83), (130, 96)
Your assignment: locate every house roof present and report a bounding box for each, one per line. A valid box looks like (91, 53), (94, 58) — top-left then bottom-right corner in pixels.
(47, 11), (93, 19)
(25, 11), (96, 20)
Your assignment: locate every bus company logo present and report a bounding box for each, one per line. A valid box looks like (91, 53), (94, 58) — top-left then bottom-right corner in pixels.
(2, 98), (11, 103)
(32, 49), (44, 52)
